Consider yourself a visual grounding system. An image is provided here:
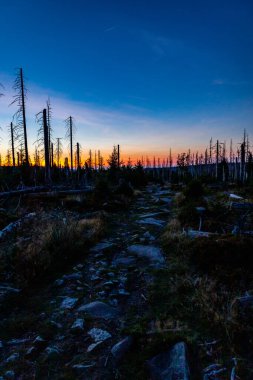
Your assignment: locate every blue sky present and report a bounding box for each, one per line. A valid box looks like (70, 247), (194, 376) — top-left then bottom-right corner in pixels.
(0, 0), (253, 161)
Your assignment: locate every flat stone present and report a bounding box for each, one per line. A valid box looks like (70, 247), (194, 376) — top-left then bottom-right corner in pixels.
(90, 241), (115, 252)
(0, 285), (20, 303)
(63, 273), (83, 281)
(88, 328), (112, 342)
(140, 212), (167, 218)
(33, 336), (45, 346)
(112, 257), (136, 267)
(71, 318), (84, 331)
(54, 279), (64, 286)
(87, 341), (103, 353)
(78, 301), (118, 319)
(60, 297), (78, 309)
(127, 245), (165, 265)
(25, 346), (37, 359)
(6, 353), (19, 363)
(111, 336), (133, 362)
(137, 218), (166, 228)
(147, 342), (190, 380)
(72, 363), (95, 372)
(7, 338), (30, 345)
(143, 231), (155, 241)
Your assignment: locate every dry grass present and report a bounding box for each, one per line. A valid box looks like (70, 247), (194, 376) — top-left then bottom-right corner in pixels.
(1, 216), (104, 286)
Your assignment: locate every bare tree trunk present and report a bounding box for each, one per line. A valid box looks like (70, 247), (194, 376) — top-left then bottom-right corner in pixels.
(10, 122), (15, 167)
(117, 144), (120, 168)
(20, 68), (29, 165)
(76, 142), (80, 169)
(70, 116), (73, 172)
(43, 109), (50, 183)
(51, 142), (54, 166)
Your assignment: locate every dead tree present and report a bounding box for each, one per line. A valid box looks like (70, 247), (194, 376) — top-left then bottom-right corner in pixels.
(43, 109), (50, 182)
(76, 142), (81, 169)
(117, 144), (120, 168)
(35, 109), (50, 182)
(47, 98), (53, 167)
(56, 138), (63, 167)
(9, 122), (15, 166)
(65, 116), (75, 172)
(5, 150), (11, 166)
(51, 142), (54, 166)
(11, 68), (29, 165)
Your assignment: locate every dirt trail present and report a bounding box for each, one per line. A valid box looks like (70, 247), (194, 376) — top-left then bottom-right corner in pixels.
(0, 185), (173, 379)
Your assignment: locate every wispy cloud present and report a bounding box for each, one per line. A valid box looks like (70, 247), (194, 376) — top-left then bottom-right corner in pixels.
(104, 25), (118, 33)
(212, 78), (249, 86)
(0, 75), (251, 160)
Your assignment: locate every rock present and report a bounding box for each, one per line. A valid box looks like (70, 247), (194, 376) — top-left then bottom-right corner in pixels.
(186, 229), (212, 238)
(78, 301), (118, 319)
(140, 212), (164, 218)
(111, 336), (133, 362)
(49, 320), (63, 329)
(63, 273), (82, 281)
(112, 257), (136, 267)
(4, 371), (15, 379)
(54, 279), (64, 286)
(235, 294), (253, 308)
(25, 346), (37, 359)
(90, 274), (102, 282)
(137, 218), (166, 228)
(7, 338), (30, 345)
(71, 318), (84, 332)
(33, 335), (46, 347)
(72, 363), (95, 373)
(45, 346), (61, 359)
(127, 245), (165, 265)
(117, 289), (130, 296)
(87, 341), (103, 353)
(88, 328), (112, 342)
(90, 241), (115, 252)
(143, 231), (155, 241)
(6, 352), (19, 362)
(147, 342), (190, 380)
(0, 341), (3, 349)
(103, 281), (114, 288)
(60, 297), (78, 309)
(109, 298), (118, 307)
(0, 285), (20, 303)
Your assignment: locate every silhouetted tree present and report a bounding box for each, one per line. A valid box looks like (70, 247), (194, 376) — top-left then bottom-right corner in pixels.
(8, 122), (15, 166)
(11, 68), (29, 165)
(65, 116), (75, 172)
(56, 138), (63, 167)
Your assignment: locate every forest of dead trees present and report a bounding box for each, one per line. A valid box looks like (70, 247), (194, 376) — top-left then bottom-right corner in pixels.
(0, 68), (253, 188)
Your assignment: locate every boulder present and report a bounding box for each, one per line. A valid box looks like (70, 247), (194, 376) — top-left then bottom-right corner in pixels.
(78, 301), (118, 319)
(127, 245), (165, 265)
(71, 318), (84, 332)
(88, 328), (112, 342)
(111, 336), (133, 362)
(147, 342), (190, 380)
(60, 297), (78, 309)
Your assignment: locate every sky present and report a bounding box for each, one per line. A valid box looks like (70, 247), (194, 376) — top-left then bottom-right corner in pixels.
(0, 0), (253, 163)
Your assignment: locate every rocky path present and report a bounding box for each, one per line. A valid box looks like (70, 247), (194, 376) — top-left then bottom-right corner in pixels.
(0, 185), (189, 379)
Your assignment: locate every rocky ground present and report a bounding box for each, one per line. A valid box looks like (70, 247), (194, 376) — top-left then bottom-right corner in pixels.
(0, 185), (189, 379)
(1, 184), (251, 380)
